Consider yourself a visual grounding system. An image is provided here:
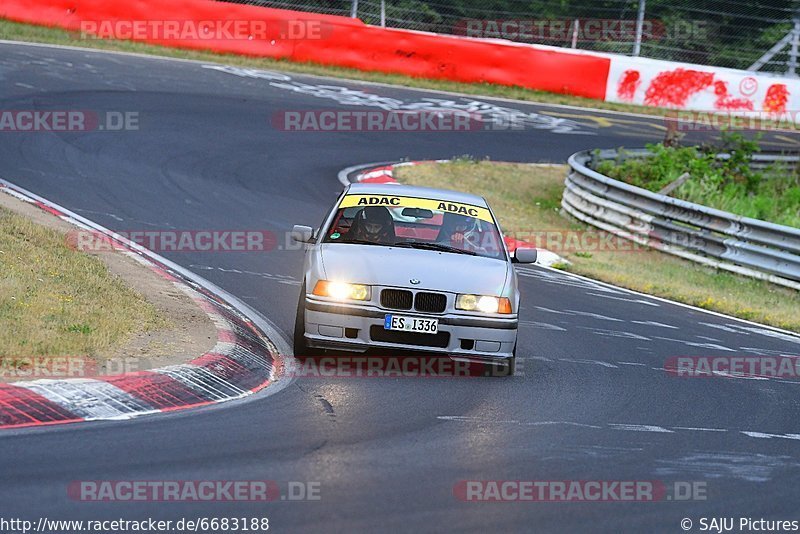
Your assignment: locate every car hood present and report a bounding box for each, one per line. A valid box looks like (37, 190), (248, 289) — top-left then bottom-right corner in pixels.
(319, 243), (510, 295)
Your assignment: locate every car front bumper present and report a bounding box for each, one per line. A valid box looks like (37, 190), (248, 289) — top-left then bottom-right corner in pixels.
(303, 297), (518, 362)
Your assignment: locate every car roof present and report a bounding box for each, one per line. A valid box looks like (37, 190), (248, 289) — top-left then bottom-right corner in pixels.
(346, 182), (488, 208)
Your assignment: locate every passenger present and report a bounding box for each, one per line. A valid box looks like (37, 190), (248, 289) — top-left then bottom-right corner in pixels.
(437, 212), (479, 249)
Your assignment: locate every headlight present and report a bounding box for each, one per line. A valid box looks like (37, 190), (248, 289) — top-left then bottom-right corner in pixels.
(456, 294), (512, 314)
(312, 280), (370, 301)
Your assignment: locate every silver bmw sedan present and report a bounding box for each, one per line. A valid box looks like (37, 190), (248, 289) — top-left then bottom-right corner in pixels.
(291, 182), (537, 375)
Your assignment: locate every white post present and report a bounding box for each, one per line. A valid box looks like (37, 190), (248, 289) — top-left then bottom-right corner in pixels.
(571, 19), (579, 48)
(788, 17), (800, 77)
(633, 0), (646, 56)
(350, 0), (359, 19)
(380, 0), (386, 27)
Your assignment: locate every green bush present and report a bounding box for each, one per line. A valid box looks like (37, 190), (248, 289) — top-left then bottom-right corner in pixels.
(595, 133), (800, 228)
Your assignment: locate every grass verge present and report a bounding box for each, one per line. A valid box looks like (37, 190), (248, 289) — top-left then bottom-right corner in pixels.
(394, 160), (800, 332)
(0, 18), (669, 117)
(0, 206), (165, 360)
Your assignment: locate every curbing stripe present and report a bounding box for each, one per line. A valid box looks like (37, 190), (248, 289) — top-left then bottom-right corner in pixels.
(104, 371), (210, 411)
(15, 380), (157, 421)
(192, 353), (268, 393)
(0, 178), (290, 429)
(153, 365), (249, 402)
(0, 384), (81, 427)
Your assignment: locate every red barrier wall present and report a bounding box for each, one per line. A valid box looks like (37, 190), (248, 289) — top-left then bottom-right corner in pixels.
(0, 0), (610, 100)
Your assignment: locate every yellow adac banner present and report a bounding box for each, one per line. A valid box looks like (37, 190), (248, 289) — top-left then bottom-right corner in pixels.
(339, 194), (494, 223)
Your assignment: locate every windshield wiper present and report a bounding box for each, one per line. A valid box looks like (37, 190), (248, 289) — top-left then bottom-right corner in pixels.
(336, 238), (383, 246)
(393, 241), (478, 256)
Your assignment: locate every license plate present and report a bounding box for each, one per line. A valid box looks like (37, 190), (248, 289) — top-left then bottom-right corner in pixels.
(384, 314), (438, 334)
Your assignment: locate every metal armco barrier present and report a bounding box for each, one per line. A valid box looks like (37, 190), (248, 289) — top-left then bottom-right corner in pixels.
(563, 149), (800, 290)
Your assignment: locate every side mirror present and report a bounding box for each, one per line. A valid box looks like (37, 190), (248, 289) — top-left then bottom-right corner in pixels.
(512, 247), (537, 264)
(291, 225), (315, 243)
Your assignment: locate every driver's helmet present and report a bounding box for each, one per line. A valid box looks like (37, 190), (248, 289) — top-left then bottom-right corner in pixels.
(354, 206), (394, 243)
(447, 214), (476, 233)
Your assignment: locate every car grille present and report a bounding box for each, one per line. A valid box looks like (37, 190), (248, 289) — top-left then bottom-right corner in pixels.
(414, 292), (447, 313)
(369, 326), (450, 348)
(381, 289), (448, 313)
(380, 289), (413, 310)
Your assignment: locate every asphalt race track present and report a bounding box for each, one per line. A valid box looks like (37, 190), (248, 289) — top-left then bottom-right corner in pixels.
(2, 42), (800, 533)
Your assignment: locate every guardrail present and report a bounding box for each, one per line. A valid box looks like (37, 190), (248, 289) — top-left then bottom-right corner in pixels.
(562, 149), (800, 290)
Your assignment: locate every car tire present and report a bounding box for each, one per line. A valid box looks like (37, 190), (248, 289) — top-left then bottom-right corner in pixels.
(506, 345), (517, 376)
(488, 345), (516, 377)
(294, 283), (322, 358)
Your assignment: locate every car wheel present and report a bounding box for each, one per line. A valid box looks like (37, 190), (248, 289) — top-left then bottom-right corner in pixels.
(294, 283), (322, 358)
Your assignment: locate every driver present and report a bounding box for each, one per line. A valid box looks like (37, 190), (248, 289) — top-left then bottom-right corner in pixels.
(347, 206), (395, 244)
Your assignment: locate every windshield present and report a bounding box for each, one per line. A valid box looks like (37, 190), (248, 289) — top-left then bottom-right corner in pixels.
(322, 193), (506, 260)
